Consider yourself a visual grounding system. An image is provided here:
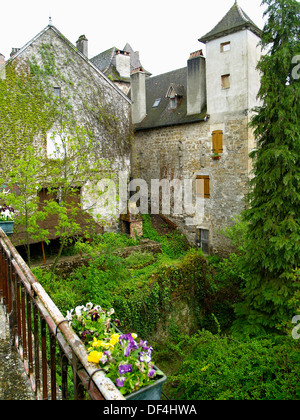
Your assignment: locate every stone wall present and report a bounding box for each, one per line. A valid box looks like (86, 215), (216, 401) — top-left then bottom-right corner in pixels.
(132, 114), (251, 256)
(40, 239), (162, 277)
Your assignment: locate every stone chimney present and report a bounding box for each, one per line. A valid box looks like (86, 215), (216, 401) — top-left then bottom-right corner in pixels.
(76, 35), (88, 57)
(187, 50), (206, 115)
(10, 48), (20, 57)
(130, 68), (147, 124)
(115, 50), (131, 80)
(0, 54), (5, 80)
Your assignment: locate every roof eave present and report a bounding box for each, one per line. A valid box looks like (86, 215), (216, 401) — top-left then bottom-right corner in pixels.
(199, 23), (262, 44)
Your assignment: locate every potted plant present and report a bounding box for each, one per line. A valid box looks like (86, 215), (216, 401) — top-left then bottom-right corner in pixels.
(0, 203), (15, 236)
(211, 152), (221, 160)
(67, 303), (167, 400)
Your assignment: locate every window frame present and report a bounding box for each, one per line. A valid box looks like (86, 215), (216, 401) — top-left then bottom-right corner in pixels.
(220, 41), (231, 53)
(221, 74), (230, 89)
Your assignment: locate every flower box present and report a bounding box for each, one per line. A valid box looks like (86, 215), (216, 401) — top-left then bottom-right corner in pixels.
(0, 220), (14, 236)
(67, 303), (167, 400)
(125, 370), (167, 400)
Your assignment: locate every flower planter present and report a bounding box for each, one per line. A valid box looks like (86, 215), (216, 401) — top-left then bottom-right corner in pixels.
(0, 220), (14, 235)
(126, 369), (167, 400)
(68, 303), (167, 400)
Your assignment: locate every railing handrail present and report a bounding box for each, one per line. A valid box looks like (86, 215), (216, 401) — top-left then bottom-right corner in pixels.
(0, 227), (124, 400)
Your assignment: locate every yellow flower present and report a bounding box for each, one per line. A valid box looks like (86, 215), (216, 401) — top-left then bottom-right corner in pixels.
(87, 351), (103, 364)
(132, 333), (137, 339)
(110, 333), (120, 346)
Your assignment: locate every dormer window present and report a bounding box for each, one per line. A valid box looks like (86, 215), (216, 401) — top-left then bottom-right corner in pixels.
(166, 83), (184, 110)
(169, 97), (177, 109)
(221, 42), (231, 52)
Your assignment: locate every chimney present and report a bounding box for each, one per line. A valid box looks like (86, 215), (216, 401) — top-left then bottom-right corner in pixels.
(76, 35), (88, 57)
(10, 48), (20, 57)
(130, 68), (147, 124)
(0, 54), (5, 80)
(187, 50), (206, 116)
(115, 50), (131, 80)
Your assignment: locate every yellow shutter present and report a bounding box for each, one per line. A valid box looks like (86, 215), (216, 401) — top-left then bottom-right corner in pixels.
(212, 130), (223, 154)
(196, 176), (210, 198)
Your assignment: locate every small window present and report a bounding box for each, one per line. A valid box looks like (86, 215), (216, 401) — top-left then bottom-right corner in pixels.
(53, 87), (61, 98)
(221, 42), (231, 52)
(196, 229), (209, 254)
(212, 130), (223, 154)
(169, 97), (177, 109)
(47, 132), (65, 159)
(196, 176), (210, 198)
(221, 74), (230, 89)
(152, 98), (161, 108)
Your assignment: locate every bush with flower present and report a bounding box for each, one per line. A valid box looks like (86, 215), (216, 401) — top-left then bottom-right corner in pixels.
(67, 302), (163, 396)
(0, 204), (15, 221)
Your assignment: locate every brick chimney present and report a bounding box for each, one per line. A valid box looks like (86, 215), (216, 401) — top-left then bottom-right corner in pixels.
(76, 35), (88, 57)
(0, 54), (5, 80)
(187, 50), (206, 115)
(115, 50), (131, 80)
(130, 68), (147, 124)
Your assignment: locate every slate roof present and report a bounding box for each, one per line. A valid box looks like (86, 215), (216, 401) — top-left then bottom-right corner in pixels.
(91, 44), (151, 82)
(134, 67), (207, 131)
(199, 1), (262, 43)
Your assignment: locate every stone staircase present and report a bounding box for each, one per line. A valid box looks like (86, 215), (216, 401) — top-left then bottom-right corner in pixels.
(0, 305), (35, 400)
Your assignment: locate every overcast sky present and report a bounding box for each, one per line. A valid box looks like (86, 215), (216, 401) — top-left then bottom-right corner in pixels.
(0, 0), (267, 76)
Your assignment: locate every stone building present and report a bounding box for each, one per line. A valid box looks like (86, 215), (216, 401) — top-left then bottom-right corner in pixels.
(131, 1), (263, 255)
(1, 23), (133, 245)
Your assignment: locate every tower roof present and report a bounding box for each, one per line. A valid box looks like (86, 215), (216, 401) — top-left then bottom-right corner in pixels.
(199, 1), (262, 43)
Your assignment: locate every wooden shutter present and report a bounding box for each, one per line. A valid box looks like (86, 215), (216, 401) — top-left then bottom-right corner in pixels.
(212, 130), (223, 154)
(196, 176), (210, 198)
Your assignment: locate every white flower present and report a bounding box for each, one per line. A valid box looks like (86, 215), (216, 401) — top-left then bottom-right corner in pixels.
(85, 302), (93, 311)
(66, 309), (74, 321)
(107, 308), (115, 316)
(75, 305), (85, 318)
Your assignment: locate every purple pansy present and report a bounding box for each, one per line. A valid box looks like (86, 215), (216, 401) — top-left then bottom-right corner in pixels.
(147, 367), (156, 378)
(118, 363), (133, 375)
(139, 348), (153, 364)
(116, 377), (127, 387)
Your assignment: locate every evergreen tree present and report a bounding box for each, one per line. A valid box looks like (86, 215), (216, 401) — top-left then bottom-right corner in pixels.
(233, 0), (300, 335)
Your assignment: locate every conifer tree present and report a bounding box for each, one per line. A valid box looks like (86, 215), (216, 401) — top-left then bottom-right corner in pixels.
(233, 0), (300, 335)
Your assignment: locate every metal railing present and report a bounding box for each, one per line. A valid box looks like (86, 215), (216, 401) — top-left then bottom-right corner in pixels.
(0, 228), (124, 400)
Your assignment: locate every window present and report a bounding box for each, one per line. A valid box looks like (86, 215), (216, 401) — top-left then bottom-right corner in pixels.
(221, 42), (231, 52)
(196, 176), (210, 198)
(212, 130), (223, 154)
(53, 87), (61, 98)
(196, 229), (209, 254)
(169, 97), (178, 109)
(221, 74), (230, 89)
(47, 132), (65, 159)
(152, 98), (161, 108)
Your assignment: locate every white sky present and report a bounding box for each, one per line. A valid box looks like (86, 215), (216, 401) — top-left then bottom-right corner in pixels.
(0, 0), (267, 76)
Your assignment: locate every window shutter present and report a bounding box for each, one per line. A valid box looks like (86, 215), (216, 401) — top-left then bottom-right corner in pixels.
(212, 130), (223, 154)
(196, 176), (210, 198)
(204, 177), (210, 198)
